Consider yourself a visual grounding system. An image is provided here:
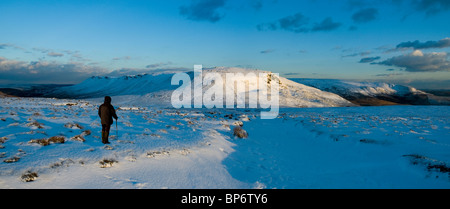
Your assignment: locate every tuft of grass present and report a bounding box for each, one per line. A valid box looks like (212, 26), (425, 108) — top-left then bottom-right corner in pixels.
(29, 136), (65, 146)
(48, 136), (65, 144)
(233, 126), (248, 139)
(29, 139), (50, 146)
(99, 158), (118, 168)
(64, 122), (84, 129)
(0, 136), (7, 143)
(21, 171), (38, 182)
(27, 121), (44, 129)
(70, 135), (85, 142)
(50, 158), (75, 169)
(4, 156), (20, 163)
(147, 150), (170, 158)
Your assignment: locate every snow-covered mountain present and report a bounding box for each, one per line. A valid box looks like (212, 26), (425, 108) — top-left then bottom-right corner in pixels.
(290, 78), (450, 106)
(52, 67), (354, 108)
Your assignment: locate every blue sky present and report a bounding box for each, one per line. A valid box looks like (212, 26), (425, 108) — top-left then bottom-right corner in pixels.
(1, 0), (450, 89)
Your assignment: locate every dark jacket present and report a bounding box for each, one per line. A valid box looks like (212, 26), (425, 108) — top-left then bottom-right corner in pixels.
(98, 96), (118, 125)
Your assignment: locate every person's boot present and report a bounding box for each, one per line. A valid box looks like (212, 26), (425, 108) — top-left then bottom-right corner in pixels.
(102, 131), (110, 144)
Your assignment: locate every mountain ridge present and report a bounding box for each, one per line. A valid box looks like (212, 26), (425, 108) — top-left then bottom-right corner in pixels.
(50, 67), (355, 108)
(291, 78), (450, 106)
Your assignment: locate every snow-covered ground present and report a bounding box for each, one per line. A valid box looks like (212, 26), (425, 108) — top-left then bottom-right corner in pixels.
(1, 96), (449, 188)
(0, 97), (246, 188)
(225, 106), (450, 188)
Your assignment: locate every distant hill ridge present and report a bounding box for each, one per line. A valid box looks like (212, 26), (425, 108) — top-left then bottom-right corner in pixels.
(3, 67), (448, 106)
(291, 78), (450, 106)
(51, 67), (354, 108)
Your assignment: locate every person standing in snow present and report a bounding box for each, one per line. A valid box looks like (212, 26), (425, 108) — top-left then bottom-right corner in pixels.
(98, 96), (118, 144)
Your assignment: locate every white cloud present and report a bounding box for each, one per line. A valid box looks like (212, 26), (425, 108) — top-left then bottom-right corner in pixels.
(0, 57), (107, 84)
(411, 49), (424, 56)
(376, 50), (450, 72)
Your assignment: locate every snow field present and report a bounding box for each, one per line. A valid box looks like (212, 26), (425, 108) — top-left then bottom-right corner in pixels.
(225, 106), (450, 188)
(1, 96), (449, 188)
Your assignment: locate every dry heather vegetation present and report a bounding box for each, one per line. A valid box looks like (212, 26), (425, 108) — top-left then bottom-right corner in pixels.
(29, 136), (65, 146)
(233, 126), (248, 139)
(21, 171), (38, 182)
(99, 158), (118, 168)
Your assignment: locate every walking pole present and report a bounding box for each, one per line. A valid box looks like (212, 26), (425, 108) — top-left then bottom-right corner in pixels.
(115, 118), (118, 139)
